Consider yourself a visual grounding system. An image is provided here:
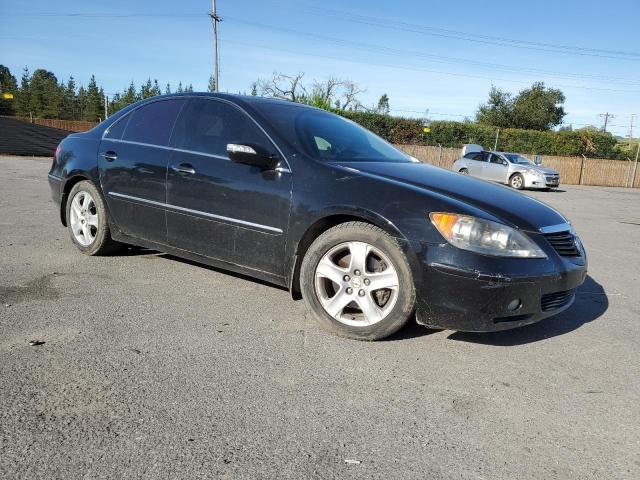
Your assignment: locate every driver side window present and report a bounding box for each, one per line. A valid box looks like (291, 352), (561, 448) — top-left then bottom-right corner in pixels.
(171, 99), (270, 158)
(489, 153), (505, 165)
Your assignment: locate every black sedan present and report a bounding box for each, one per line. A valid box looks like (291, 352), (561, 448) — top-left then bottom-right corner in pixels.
(48, 93), (587, 340)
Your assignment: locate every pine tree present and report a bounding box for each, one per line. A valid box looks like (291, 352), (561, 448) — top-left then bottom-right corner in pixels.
(83, 75), (103, 121)
(29, 69), (60, 118)
(185, 83), (194, 93)
(177, 81), (184, 93)
(16, 67), (31, 117)
(122, 81), (137, 105)
(165, 83), (171, 94)
(0, 64), (18, 115)
(208, 75), (216, 93)
(151, 79), (161, 96)
(77, 86), (87, 120)
(140, 78), (153, 99)
(60, 76), (76, 120)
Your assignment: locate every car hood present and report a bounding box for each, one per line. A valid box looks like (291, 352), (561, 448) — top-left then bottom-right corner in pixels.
(513, 165), (559, 175)
(332, 161), (566, 231)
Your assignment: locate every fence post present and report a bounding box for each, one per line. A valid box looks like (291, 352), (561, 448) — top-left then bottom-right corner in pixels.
(632, 145), (640, 189)
(579, 155), (586, 185)
(438, 144), (442, 166)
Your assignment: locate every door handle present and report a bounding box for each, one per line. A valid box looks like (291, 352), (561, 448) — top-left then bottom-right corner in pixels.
(171, 163), (196, 175)
(102, 151), (117, 162)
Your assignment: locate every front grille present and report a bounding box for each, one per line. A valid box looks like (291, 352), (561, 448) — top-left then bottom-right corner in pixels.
(541, 289), (576, 312)
(545, 174), (559, 183)
(543, 231), (580, 256)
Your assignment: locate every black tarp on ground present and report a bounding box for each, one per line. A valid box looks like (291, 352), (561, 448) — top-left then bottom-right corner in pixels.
(0, 117), (70, 157)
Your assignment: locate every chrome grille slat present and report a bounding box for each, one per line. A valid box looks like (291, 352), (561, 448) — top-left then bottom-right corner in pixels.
(543, 230), (580, 257)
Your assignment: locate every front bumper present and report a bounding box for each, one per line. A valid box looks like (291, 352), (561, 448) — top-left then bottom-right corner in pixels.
(412, 240), (587, 332)
(524, 173), (560, 189)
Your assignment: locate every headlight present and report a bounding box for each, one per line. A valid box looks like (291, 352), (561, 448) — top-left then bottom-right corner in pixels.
(526, 168), (542, 176)
(429, 213), (547, 258)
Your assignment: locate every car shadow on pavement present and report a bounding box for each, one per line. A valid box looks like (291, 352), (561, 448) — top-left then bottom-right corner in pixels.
(446, 275), (607, 346)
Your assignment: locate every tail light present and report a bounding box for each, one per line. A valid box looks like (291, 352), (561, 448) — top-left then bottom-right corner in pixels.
(53, 144), (61, 166)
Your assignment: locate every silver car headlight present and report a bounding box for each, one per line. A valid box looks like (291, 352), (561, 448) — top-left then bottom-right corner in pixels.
(525, 168), (543, 177)
(429, 213), (547, 258)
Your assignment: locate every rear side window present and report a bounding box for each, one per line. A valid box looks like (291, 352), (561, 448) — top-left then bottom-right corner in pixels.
(464, 152), (484, 161)
(171, 99), (270, 157)
(104, 115), (130, 140)
(121, 99), (183, 146)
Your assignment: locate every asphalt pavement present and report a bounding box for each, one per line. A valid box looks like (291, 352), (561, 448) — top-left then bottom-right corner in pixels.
(1, 155), (639, 479)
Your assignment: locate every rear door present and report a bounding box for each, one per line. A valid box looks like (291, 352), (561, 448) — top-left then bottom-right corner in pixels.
(99, 99), (185, 244)
(166, 98), (292, 275)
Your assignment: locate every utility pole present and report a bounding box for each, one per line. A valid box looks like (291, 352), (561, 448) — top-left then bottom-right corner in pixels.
(209, 0), (221, 92)
(628, 114), (636, 139)
(599, 112), (614, 132)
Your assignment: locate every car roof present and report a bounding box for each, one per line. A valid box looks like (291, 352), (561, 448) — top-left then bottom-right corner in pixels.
(146, 92), (316, 111)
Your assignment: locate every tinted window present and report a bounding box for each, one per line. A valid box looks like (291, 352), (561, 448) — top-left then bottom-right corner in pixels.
(464, 152), (483, 161)
(122, 99), (183, 146)
(489, 153), (504, 164)
(251, 102), (410, 163)
(104, 114), (130, 140)
(172, 99), (270, 157)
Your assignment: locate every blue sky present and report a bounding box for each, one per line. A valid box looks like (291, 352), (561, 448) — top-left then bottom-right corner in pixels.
(2, 0), (639, 136)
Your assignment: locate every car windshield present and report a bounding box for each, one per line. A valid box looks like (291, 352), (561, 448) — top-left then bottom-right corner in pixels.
(256, 102), (411, 163)
(504, 153), (534, 165)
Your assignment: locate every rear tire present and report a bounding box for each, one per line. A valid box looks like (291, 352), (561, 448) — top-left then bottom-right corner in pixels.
(510, 173), (525, 190)
(66, 180), (120, 256)
(459, 168), (469, 174)
(300, 222), (415, 341)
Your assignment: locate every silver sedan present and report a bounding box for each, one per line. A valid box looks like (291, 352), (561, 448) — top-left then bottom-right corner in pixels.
(452, 150), (560, 190)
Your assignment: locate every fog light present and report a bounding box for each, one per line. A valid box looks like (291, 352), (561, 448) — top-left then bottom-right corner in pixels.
(507, 299), (522, 311)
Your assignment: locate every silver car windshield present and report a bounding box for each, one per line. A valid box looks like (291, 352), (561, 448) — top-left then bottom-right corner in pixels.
(504, 154), (534, 166)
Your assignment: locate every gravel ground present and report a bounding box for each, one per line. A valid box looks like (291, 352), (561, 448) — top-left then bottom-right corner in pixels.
(1, 155), (639, 479)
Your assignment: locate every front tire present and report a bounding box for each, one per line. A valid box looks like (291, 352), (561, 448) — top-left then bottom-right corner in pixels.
(459, 168), (469, 174)
(66, 180), (120, 255)
(510, 173), (525, 190)
(300, 222), (415, 340)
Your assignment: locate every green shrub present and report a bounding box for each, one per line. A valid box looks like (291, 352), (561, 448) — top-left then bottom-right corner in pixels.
(334, 110), (621, 159)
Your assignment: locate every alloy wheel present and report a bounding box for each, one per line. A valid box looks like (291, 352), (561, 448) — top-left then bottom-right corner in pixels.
(511, 175), (523, 189)
(69, 190), (99, 246)
(314, 241), (399, 326)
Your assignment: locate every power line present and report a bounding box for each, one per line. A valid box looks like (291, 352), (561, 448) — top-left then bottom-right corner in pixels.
(221, 38), (640, 94)
(8, 7), (640, 61)
(225, 17), (640, 87)
(304, 5), (640, 61)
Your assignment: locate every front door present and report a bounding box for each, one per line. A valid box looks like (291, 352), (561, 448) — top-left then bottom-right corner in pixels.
(483, 153), (509, 182)
(99, 98), (185, 244)
(166, 98), (292, 276)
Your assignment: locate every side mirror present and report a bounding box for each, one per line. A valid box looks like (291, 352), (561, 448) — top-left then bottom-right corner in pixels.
(227, 143), (279, 170)
(534, 155), (542, 166)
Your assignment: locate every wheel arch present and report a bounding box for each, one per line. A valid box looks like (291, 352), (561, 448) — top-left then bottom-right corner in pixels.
(288, 209), (406, 300)
(60, 174), (107, 226)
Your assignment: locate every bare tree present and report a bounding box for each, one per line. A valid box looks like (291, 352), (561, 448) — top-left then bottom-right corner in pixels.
(340, 80), (365, 111)
(253, 73), (365, 111)
(255, 72), (307, 102)
(311, 77), (345, 104)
